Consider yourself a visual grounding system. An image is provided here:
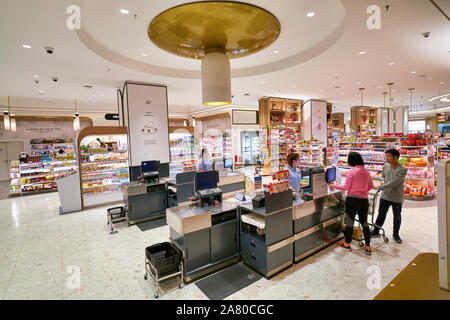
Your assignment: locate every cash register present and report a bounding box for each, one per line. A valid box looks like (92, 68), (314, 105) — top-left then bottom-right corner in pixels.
(141, 160), (160, 183)
(195, 171), (222, 207)
(301, 166), (330, 200)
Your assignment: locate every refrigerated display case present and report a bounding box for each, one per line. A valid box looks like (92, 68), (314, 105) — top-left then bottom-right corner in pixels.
(241, 131), (259, 165)
(78, 127), (129, 208)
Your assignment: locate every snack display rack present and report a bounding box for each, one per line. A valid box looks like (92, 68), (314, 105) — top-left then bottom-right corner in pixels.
(223, 133), (232, 160)
(169, 132), (198, 176)
(201, 134), (225, 161)
(18, 139), (78, 194)
(399, 134), (435, 200)
(9, 160), (21, 195)
(297, 140), (325, 167)
(79, 135), (129, 201)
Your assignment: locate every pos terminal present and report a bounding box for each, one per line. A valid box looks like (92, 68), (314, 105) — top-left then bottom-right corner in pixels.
(195, 171), (222, 207)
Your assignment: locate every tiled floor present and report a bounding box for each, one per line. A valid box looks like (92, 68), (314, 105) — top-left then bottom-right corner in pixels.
(0, 192), (438, 300)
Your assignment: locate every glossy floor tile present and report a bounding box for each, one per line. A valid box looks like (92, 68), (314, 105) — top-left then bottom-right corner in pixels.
(0, 193), (440, 300)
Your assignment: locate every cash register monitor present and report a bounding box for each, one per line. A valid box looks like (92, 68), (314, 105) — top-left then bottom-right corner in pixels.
(224, 158), (233, 169)
(195, 171), (218, 191)
(325, 167), (336, 183)
(141, 160), (160, 174)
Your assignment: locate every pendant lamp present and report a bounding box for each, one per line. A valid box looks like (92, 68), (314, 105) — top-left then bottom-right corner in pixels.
(10, 114), (16, 132)
(73, 100), (80, 131)
(3, 96), (11, 131)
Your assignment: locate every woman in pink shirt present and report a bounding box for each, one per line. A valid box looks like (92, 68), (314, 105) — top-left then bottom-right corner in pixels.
(330, 152), (374, 255)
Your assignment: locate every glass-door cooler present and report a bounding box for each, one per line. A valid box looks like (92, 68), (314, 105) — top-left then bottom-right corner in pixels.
(241, 131), (260, 165)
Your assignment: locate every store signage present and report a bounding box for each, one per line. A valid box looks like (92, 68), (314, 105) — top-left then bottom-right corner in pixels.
(125, 83), (170, 166)
(105, 113), (120, 120)
(446, 112), (450, 122)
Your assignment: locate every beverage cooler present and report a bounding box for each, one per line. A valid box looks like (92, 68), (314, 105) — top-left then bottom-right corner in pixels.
(241, 131), (260, 165)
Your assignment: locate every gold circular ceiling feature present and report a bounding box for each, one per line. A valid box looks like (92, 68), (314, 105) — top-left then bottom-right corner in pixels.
(149, 1), (281, 60)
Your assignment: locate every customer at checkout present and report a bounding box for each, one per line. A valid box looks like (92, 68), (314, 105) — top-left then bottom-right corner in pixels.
(287, 153), (301, 195)
(371, 149), (407, 244)
(199, 148), (214, 172)
(329, 152), (375, 255)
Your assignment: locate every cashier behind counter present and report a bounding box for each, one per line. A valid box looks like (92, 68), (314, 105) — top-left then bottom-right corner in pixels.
(287, 153), (302, 195)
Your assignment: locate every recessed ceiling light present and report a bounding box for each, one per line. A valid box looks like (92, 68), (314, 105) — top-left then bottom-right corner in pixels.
(22, 44), (31, 49)
(120, 9), (129, 14)
(273, 50), (280, 54)
(101, 94), (105, 97)
(357, 81), (362, 85)
(359, 51), (367, 55)
(307, 12), (315, 18)
(388, 62), (395, 65)
(411, 71), (417, 74)
(441, 82), (445, 85)
(141, 53), (148, 56)
(261, 81), (267, 84)
(428, 77), (433, 80)
(33, 75), (40, 78)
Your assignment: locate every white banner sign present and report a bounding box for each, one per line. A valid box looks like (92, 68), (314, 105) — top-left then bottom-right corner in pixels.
(126, 83), (170, 166)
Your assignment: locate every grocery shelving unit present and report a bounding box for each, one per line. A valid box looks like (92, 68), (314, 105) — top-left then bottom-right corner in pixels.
(77, 127), (129, 209)
(337, 138), (398, 183)
(350, 107), (377, 137)
(169, 131), (198, 177)
(399, 143), (436, 201)
(17, 139), (78, 195)
(9, 160), (20, 195)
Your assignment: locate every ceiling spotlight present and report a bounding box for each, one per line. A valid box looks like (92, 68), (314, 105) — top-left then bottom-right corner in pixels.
(273, 50), (280, 54)
(33, 75), (40, 78)
(307, 12), (316, 18)
(141, 53), (148, 56)
(411, 71), (417, 74)
(22, 44), (31, 49)
(428, 77), (433, 80)
(120, 9), (130, 14)
(359, 51), (366, 55)
(388, 62), (395, 65)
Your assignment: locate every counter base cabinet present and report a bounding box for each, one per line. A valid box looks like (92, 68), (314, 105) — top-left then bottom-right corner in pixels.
(210, 220), (238, 263)
(294, 215), (344, 262)
(241, 231), (294, 278)
(185, 229), (211, 273)
(293, 206), (343, 234)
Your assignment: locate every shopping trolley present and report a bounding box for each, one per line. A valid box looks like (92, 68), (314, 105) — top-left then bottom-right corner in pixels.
(353, 190), (389, 246)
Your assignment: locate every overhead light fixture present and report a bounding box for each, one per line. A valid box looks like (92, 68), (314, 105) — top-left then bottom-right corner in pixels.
(428, 77), (433, 80)
(10, 114), (16, 132)
(33, 75), (40, 78)
(120, 9), (130, 14)
(192, 116), (196, 128)
(73, 100), (80, 131)
(389, 62), (395, 65)
(273, 50), (280, 54)
(141, 53), (148, 56)
(3, 96), (11, 131)
(359, 51), (367, 55)
(307, 12), (316, 17)
(22, 44), (31, 49)
(411, 71), (417, 74)
(183, 118), (188, 127)
(429, 93), (450, 102)
(261, 81), (267, 84)
(149, 2), (280, 107)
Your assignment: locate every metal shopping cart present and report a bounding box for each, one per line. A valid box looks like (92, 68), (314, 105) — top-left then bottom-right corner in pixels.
(354, 190), (389, 246)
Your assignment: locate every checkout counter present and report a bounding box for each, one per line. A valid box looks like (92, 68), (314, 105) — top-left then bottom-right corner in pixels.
(166, 166), (345, 282)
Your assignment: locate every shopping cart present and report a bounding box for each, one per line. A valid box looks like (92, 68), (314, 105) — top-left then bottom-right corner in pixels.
(354, 190), (389, 246)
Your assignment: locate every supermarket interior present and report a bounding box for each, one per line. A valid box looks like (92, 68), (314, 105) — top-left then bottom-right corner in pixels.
(0, 0), (449, 303)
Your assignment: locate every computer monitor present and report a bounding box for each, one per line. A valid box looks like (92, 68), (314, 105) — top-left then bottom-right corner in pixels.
(141, 160), (160, 174)
(224, 158), (233, 169)
(325, 167), (336, 183)
(195, 171), (218, 191)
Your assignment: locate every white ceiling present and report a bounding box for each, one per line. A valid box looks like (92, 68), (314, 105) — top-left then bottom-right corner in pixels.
(0, 0), (449, 118)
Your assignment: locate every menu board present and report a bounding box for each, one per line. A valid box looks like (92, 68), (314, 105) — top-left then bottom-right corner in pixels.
(125, 83), (170, 166)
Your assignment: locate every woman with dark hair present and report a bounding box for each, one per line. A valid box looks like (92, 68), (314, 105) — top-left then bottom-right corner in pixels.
(199, 148), (214, 172)
(287, 153), (301, 194)
(329, 151), (375, 255)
